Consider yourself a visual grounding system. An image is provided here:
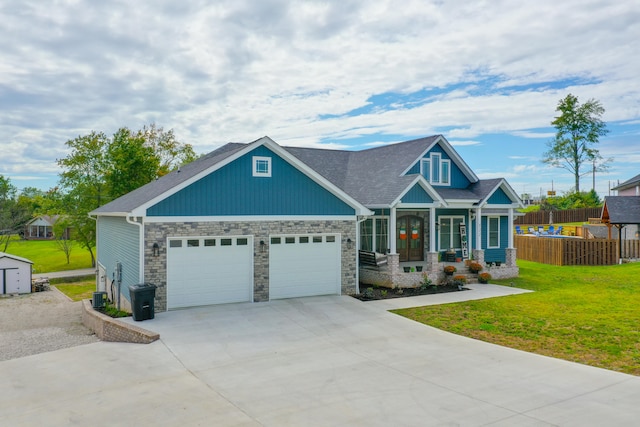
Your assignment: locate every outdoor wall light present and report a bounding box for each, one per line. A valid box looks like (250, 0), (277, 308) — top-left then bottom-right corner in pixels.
(152, 243), (160, 257)
(260, 240), (266, 253)
(346, 238), (353, 248)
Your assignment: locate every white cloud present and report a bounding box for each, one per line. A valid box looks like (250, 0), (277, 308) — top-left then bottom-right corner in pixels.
(0, 0), (638, 194)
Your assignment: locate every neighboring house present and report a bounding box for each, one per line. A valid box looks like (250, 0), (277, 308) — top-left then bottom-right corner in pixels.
(612, 174), (640, 196)
(0, 252), (33, 294)
(24, 215), (71, 240)
(91, 135), (522, 312)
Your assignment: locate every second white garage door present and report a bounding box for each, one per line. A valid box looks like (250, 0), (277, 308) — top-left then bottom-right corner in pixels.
(269, 234), (341, 300)
(166, 236), (253, 309)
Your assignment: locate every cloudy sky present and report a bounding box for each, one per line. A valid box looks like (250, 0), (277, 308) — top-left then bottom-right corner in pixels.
(2, 0), (639, 199)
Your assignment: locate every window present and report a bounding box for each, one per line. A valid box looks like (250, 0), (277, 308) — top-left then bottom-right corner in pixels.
(313, 236), (323, 243)
(439, 217), (465, 251)
(431, 153), (440, 183)
(237, 238), (248, 245)
(187, 239), (199, 247)
(441, 160), (450, 184)
(488, 217), (500, 248)
(271, 237), (281, 244)
(252, 156), (271, 177)
(421, 153), (451, 185)
(285, 237), (296, 244)
(326, 235), (336, 243)
(221, 238), (232, 246)
(299, 236), (309, 243)
(359, 218), (389, 253)
(169, 240), (182, 248)
(204, 239), (216, 246)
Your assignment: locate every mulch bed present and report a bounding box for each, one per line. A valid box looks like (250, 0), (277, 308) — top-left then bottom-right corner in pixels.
(353, 284), (468, 301)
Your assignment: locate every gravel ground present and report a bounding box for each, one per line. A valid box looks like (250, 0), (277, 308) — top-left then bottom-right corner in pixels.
(0, 288), (99, 361)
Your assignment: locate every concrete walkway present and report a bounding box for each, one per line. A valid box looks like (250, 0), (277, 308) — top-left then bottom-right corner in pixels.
(2, 285), (639, 426)
(33, 268), (95, 280)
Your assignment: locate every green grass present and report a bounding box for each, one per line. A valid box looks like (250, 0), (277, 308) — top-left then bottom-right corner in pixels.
(394, 260), (640, 376)
(55, 279), (96, 301)
(3, 236), (93, 273)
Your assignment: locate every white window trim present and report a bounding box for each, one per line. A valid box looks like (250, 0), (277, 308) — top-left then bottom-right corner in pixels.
(420, 154), (451, 186)
(438, 216), (465, 251)
(487, 216), (501, 249)
(252, 156), (272, 177)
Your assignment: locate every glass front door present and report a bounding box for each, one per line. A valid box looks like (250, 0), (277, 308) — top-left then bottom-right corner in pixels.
(397, 215), (423, 262)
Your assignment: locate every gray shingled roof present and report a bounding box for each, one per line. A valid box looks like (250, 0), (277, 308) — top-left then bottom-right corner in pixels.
(602, 196), (640, 224)
(93, 135), (512, 215)
(285, 136), (441, 205)
(611, 173), (640, 191)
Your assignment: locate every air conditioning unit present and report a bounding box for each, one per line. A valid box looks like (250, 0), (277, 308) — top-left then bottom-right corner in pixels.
(92, 291), (108, 310)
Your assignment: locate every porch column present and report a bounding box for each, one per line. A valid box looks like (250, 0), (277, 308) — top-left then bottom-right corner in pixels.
(475, 207), (482, 250)
(390, 206), (397, 254)
(429, 207), (436, 252)
(508, 208), (514, 248)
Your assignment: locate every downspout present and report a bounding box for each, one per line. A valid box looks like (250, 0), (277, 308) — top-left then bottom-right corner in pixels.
(126, 215), (145, 283)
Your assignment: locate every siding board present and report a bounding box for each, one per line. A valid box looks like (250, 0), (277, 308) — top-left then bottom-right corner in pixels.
(97, 216), (140, 301)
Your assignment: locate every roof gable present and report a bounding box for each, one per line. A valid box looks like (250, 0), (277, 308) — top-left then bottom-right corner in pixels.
(147, 144), (357, 216)
(92, 137), (371, 217)
(602, 196), (640, 224)
(401, 136), (478, 184)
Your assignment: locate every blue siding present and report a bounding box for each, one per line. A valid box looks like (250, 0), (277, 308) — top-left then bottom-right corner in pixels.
(406, 162), (420, 175)
(481, 216), (508, 262)
(401, 184), (433, 203)
(406, 143), (472, 189)
(97, 216), (140, 302)
(487, 187), (512, 204)
(147, 146), (355, 216)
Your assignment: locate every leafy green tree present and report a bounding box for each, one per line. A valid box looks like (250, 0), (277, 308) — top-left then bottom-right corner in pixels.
(138, 124), (198, 177)
(543, 94), (610, 192)
(106, 128), (160, 199)
(0, 175), (31, 251)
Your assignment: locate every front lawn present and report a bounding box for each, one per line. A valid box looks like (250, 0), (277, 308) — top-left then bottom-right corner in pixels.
(3, 236), (93, 273)
(54, 279), (96, 301)
(394, 260), (640, 376)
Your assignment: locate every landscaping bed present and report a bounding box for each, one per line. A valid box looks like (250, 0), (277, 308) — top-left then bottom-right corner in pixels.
(353, 284), (468, 301)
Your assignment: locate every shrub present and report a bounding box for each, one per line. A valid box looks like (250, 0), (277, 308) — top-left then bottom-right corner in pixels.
(478, 272), (492, 284)
(453, 275), (467, 284)
(468, 262), (483, 273)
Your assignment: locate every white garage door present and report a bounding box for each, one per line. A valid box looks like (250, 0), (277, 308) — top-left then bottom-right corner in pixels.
(269, 234), (341, 300)
(166, 236), (253, 309)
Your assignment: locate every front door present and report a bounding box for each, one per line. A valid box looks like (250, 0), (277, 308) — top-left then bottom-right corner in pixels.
(397, 215), (423, 262)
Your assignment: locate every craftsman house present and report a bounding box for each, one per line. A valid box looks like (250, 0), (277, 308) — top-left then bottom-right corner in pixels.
(91, 135), (522, 312)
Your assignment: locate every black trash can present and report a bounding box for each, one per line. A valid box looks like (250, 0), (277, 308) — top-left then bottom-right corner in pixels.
(129, 283), (157, 321)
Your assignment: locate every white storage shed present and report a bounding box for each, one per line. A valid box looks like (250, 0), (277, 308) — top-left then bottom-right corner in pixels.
(0, 252), (33, 294)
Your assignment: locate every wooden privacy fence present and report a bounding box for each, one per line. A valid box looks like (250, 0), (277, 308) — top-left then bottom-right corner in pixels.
(514, 236), (618, 266)
(621, 240), (640, 259)
(514, 207), (602, 225)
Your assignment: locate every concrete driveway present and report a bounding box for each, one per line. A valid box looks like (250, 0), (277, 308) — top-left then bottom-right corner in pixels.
(2, 286), (639, 426)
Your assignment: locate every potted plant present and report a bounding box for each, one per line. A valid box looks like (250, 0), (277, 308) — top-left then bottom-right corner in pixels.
(403, 266), (411, 273)
(416, 265), (423, 272)
(468, 262), (483, 274)
(443, 265), (456, 276)
(478, 272), (492, 284)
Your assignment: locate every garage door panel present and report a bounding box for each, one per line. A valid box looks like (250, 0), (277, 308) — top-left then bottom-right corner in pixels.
(167, 237), (253, 309)
(270, 234), (340, 300)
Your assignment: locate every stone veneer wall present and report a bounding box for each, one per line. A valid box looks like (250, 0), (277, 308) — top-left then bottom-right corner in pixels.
(144, 220), (357, 311)
(359, 248), (520, 289)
